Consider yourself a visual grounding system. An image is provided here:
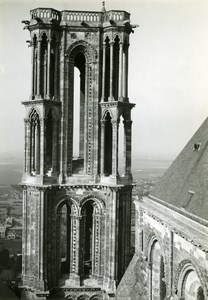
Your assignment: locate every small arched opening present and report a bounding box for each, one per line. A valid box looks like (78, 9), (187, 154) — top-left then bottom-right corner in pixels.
(45, 110), (53, 173)
(80, 201), (93, 279)
(149, 240), (166, 300)
(29, 108), (40, 174)
(40, 33), (48, 98)
(104, 112), (113, 176)
(118, 115), (124, 175)
(113, 35), (120, 100)
(58, 203), (71, 279)
(104, 37), (110, 101)
(181, 270), (205, 300)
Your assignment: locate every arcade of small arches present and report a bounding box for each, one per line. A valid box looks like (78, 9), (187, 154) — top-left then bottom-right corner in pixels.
(30, 32), (59, 100)
(101, 34), (129, 102)
(100, 109), (132, 177)
(24, 107), (60, 176)
(143, 234), (206, 300)
(55, 196), (105, 284)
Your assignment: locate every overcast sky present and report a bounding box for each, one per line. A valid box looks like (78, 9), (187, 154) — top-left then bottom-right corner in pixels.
(0, 0), (208, 160)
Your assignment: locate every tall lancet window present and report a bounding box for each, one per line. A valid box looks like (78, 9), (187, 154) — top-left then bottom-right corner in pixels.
(104, 37), (110, 101)
(104, 112), (113, 176)
(40, 33), (48, 98)
(72, 52), (86, 174)
(80, 201), (93, 279)
(29, 108), (40, 174)
(113, 35), (120, 100)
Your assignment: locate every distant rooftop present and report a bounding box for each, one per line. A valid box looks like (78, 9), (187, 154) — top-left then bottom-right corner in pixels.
(150, 117), (208, 222)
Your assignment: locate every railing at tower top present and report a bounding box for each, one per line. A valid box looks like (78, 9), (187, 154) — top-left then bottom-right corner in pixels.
(30, 8), (130, 25)
(61, 11), (101, 23)
(30, 8), (61, 22)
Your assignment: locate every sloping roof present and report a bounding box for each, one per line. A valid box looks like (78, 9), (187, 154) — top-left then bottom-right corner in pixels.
(150, 117), (208, 221)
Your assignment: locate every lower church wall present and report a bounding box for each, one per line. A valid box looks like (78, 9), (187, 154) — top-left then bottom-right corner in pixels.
(116, 199), (208, 300)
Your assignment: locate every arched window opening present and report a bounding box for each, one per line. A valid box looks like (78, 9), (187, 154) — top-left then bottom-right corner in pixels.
(80, 201), (93, 279)
(113, 36), (120, 100)
(60, 204), (71, 278)
(150, 241), (166, 300)
(182, 270), (204, 300)
(46, 110), (53, 174)
(29, 109), (40, 175)
(72, 52), (86, 174)
(40, 33), (47, 98)
(104, 37), (110, 101)
(104, 112), (112, 176)
(118, 116), (124, 175)
(73, 67), (80, 158)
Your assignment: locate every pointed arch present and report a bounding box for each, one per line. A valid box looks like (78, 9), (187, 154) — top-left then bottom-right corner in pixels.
(147, 235), (167, 300)
(175, 259), (207, 299)
(79, 195), (105, 280)
(66, 40), (98, 64)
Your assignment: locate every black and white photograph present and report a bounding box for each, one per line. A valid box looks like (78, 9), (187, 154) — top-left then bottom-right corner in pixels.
(0, 0), (208, 299)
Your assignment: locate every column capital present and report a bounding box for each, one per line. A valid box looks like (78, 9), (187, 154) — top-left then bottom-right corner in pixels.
(24, 118), (31, 124)
(71, 214), (82, 220)
(111, 119), (120, 126)
(123, 119), (132, 126)
(101, 119), (107, 126)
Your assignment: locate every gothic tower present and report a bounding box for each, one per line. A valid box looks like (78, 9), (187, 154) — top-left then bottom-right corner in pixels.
(21, 4), (136, 300)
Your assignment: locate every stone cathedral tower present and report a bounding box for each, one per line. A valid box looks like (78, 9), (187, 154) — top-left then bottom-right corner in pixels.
(21, 4), (136, 300)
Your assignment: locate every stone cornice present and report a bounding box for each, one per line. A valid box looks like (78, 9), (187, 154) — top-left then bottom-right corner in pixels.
(100, 101), (135, 109)
(22, 99), (61, 106)
(20, 183), (134, 193)
(136, 197), (208, 253)
(149, 194), (208, 227)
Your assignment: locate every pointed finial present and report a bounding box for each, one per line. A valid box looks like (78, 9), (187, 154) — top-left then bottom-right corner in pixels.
(101, 1), (106, 12)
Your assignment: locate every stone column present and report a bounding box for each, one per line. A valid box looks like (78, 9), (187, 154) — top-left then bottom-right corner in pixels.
(72, 216), (81, 281)
(36, 38), (42, 98)
(54, 41), (59, 100)
(44, 51), (47, 98)
(40, 117), (46, 175)
(118, 42), (123, 100)
(31, 42), (35, 99)
(34, 50), (37, 97)
(35, 122), (40, 174)
(92, 212), (102, 279)
(109, 41), (114, 101)
(24, 118), (31, 174)
(101, 43), (106, 101)
(124, 120), (132, 176)
(123, 44), (129, 100)
(100, 119), (106, 175)
(31, 123), (35, 173)
(46, 39), (51, 99)
(149, 262), (153, 300)
(111, 120), (119, 177)
(52, 121), (58, 175)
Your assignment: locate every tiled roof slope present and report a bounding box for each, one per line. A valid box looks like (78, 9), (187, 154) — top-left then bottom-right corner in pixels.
(150, 117), (208, 221)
